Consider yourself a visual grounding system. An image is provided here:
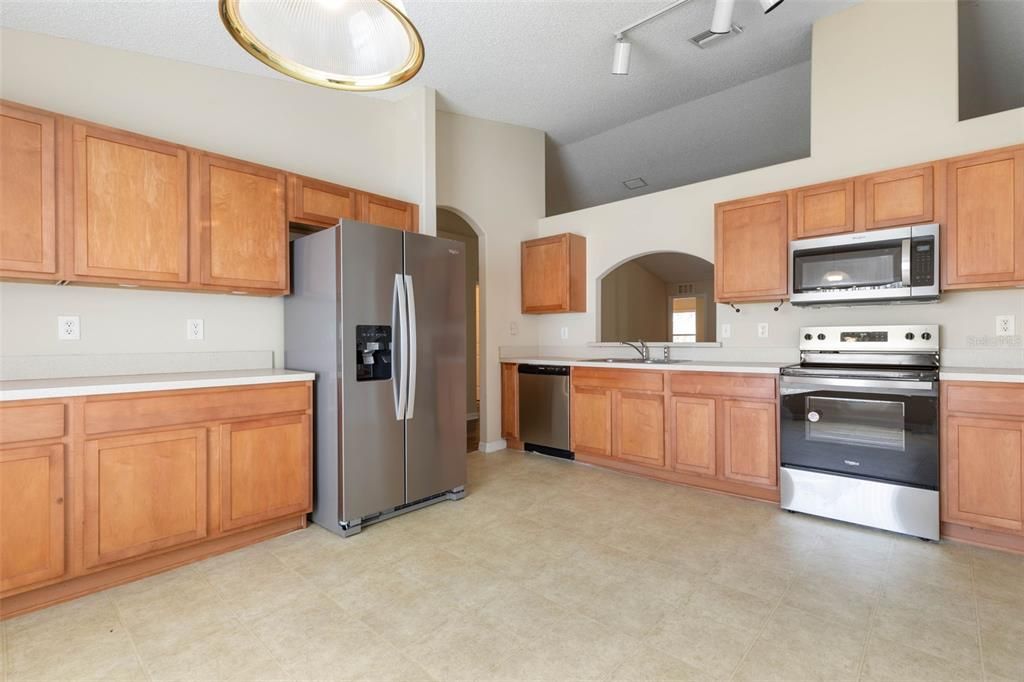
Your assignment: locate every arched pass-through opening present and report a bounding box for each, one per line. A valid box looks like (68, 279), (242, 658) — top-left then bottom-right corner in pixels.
(597, 251), (716, 344)
(436, 206), (484, 452)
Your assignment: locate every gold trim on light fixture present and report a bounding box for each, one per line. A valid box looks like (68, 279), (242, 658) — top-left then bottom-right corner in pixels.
(219, 0), (425, 92)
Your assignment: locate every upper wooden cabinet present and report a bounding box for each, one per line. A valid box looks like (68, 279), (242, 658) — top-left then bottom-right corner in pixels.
(714, 192), (789, 303)
(359, 192), (418, 232)
(0, 102), (57, 278)
(943, 147), (1024, 289)
(863, 163), (935, 230)
(792, 180), (855, 239)
(0, 444), (65, 594)
(192, 153), (288, 294)
(68, 122), (189, 284)
(287, 174), (358, 229)
(521, 233), (586, 313)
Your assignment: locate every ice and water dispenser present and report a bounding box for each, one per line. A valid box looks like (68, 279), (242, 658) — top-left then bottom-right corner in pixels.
(355, 325), (392, 382)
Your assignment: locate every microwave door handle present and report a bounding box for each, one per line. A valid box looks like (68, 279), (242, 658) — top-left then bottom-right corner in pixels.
(901, 238), (912, 287)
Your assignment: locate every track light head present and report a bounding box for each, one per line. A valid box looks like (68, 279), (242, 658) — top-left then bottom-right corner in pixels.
(710, 0), (736, 34)
(758, 0), (785, 13)
(612, 39), (632, 75)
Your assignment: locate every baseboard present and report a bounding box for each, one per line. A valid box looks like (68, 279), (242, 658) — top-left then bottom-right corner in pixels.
(478, 439), (508, 453)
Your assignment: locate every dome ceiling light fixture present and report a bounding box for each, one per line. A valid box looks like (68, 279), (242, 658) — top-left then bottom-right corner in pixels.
(219, 0), (425, 92)
(611, 0), (787, 74)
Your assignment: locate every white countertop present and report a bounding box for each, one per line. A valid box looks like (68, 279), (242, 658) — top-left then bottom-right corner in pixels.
(938, 367), (1024, 383)
(0, 369), (316, 402)
(504, 357), (788, 374)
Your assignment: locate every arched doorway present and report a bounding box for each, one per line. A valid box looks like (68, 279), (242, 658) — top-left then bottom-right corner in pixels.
(436, 207), (484, 451)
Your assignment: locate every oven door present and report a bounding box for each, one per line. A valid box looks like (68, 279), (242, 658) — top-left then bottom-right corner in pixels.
(780, 375), (938, 489)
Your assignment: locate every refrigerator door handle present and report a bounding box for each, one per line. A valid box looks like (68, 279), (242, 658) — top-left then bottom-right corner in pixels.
(405, 274), (418, 419)
(393, 273), (408, 420)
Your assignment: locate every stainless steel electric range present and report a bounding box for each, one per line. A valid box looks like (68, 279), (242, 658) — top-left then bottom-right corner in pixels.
(779, 325), (940, 540)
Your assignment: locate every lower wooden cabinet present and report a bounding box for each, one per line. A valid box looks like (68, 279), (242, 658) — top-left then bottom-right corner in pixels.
(615, 391), (665, 467)
(0, 380), (313, 618)
(721, 399), (778, 487)
(941, 381), (1024, 552)
(0, 444), (65, 593)
(571, 386), (613, 457)
(670, 396), (716, 476)
(219, 415), (310, 532)
(501, 363), (519, 442)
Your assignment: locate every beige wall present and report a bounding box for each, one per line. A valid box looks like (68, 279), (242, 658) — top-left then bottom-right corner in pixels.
(534, 0), (1024, 368)
(436, 112), (546, 447)
(0, 29), (433, 371)
(601, 261), (670, 342)
(438, 210), (481, 417)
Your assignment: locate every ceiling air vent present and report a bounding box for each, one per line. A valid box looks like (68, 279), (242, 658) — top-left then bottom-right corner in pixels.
(689, 24), (744, 49)
(623, 177), (648, 190)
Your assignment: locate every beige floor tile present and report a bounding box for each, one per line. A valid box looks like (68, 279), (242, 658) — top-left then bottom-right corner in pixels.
(980, 625), (1024, 681)
(608, 644), (707, 681)
(644, 611), (758, 679)
(733, 604), (867, 682)
(213, 564), (328, 623)
(779, 572), (878, 628)
(708, 560), (794, 602)
(473, 589), (573, 638)
(860, 635), (983, 681)
(679, 581), (778, 633)
(405, 614), (523, 681)
(322, 567), (426, 620)
(139, 625), (289, 682)
(489, 617), (642, 681)
(880, 574), (978, 623)
(360, 587), (462, 649)
(870, 604), (981, 667)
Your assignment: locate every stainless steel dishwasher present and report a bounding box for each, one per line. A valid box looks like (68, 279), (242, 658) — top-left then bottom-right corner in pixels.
(517, 364), (573, 459)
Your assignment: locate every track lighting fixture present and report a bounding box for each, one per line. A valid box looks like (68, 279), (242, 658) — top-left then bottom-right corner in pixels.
(612, 39), (632, 75)
(710, 0), (736, 34)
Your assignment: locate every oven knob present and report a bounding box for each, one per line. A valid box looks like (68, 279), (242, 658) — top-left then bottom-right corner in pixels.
(921, 332), (932, 340)
(905, 332), (915, 340)
(804, 333), (813, 341)
(817, 333), (826, 341)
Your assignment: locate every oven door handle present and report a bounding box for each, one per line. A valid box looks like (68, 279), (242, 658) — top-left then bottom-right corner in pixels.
(901, 238), (912, 287)
(781, 376), (936, 396)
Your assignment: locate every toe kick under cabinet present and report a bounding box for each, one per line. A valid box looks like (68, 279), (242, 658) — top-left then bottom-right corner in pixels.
(570, 368), (780, 502)
(0, 381), (313, 619)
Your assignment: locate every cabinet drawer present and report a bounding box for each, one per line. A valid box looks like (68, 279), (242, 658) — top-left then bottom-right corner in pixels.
(944, 383), (1024, 419)
(572, 368), (663, 392)
(670, 373), (776, 400)
(83, 383), (310, 435)
(0, 402), (65, 444)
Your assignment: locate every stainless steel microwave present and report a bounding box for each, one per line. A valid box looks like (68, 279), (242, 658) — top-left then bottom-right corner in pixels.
(789, 224), (939, 305)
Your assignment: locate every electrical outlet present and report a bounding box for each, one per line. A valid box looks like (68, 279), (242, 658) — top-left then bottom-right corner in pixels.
(996, 315), (1015, 337)
(57, 315), (80, 340)
(186, 319), (204, 341)
(509, 321), (519, 337)
(560, 326), (569, 340)
(721, 323), (731, 339)
(757, 323), (769, 339)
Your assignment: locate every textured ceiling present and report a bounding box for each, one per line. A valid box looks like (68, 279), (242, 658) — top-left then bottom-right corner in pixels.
(0, 0), (855, 145)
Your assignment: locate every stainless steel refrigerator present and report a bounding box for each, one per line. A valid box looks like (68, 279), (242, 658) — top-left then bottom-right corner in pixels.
(284, 221), (466, 537)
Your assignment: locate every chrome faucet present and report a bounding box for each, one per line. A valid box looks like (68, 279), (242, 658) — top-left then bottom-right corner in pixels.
(621, 340), (649, 361)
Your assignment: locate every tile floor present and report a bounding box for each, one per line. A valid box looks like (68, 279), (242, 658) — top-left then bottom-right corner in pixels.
(3, 450), (1022, 681)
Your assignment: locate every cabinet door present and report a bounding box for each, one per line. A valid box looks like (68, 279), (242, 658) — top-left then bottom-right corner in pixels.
(287, 175), (358, 228)
(863, 164), (934, 230)
(615, 391), (665, 467)
(83, 428), (207, 568)
(571, 386), (612, 457)
(220, 415), (310, 532)
(945, 147), (1024, 288)
(522, 234), (569, 313)
(670, 396), (716, 476)
(358, 192), (417, 232)
(793, 180), (855, 238)
(1, 444), (64, 593)
(194, 153), (288, 292)
(501, 363), (519, 440)
(0, 102), (57, 277)
(945, 416), (1023, 533)
(70, 122), (189, 283)
(714, 193), (789, 302)
(721, 399), (778, 487)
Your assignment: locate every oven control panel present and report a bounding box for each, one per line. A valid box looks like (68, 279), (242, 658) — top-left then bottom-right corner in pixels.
(798, 325), (939, 352)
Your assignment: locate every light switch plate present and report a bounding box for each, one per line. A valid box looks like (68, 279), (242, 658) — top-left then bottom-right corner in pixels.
(186, 319), (204, 340)
(560, 326), (569, 340)
(757, 323), (769, 338)
(996, 315), (1015, 337)
(510, 321), (519, 337)
(57, 315), (80, 340)
(721, 323), (731, 339)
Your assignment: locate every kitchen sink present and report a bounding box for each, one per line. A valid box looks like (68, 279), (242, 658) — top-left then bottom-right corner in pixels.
(594, 358), (691, 365)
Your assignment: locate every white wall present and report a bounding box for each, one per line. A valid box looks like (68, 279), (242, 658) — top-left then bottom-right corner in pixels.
(532, 0), (1024, 368)
(0, 28), (433, 373)
(436, 112), (546, 446)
